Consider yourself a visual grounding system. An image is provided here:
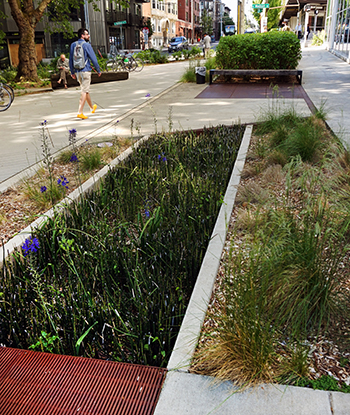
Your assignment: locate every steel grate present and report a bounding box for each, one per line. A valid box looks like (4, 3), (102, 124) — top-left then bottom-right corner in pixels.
(0, 347), (167, 415)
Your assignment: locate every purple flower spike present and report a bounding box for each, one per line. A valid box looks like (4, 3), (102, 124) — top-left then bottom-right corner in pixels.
(40, 186), (47, 193)
(145, 209), (150, 218)
(145, 93), (151, 98)
(22, 236), (40, 256)
(70, 153), (78, 162)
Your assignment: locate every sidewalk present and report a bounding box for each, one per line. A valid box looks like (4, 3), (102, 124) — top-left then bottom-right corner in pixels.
(1, 46), (350, 414)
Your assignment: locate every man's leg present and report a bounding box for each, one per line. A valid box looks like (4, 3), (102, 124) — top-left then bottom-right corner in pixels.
(78, 92), (87, 114)
(86, 92), (97, 113)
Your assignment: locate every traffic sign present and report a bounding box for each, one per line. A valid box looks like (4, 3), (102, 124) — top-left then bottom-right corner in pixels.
(114, 20), (127, 25)
(252, 3), (269, 8)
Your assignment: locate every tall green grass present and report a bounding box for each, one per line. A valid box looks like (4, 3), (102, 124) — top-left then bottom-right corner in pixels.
(0, 125), (244, 366)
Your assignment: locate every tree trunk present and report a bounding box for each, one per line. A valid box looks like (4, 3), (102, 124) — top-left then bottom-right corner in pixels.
(16, 25), (39, 82)
(9, 0), (50, 82)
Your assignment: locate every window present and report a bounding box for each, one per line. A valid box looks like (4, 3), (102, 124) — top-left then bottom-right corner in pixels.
(168, 3), (171, 13)
(152, 0), (156, 8)
(186, 11), (188, 21)
(151, 18), (156, 32)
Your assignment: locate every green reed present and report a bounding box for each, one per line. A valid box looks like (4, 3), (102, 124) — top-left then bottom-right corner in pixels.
(0, 125), (244, 366)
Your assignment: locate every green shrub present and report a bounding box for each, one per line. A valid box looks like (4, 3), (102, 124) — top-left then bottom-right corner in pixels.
(136, 49), (169, 64)
(189, 46), (202, 57)
(0, 66), (17, 83)
(172, 51), (183, 60)
(215, 31), (301, 69)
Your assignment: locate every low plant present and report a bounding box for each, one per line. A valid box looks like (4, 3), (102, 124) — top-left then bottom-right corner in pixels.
(172, 51), (183, 61)
(135, 49), (169, 64)
(311, 30), (325, 46)
(80, 147), (103, 171)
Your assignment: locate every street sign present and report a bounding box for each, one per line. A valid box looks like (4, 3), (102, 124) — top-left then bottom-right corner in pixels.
(114, 20), (127, 25)
(252, 3), (269, 8)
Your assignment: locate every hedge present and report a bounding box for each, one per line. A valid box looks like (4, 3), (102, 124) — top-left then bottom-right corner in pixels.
(215, 31), (302, 70)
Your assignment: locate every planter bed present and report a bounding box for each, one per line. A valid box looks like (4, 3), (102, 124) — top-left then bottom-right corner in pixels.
(0, 125), (245, 367)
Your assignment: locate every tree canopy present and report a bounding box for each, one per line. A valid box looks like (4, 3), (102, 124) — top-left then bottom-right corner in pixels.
(252, 0), (283, 30)
(7, 0), (124, 81)
(200, 10), (214, 35)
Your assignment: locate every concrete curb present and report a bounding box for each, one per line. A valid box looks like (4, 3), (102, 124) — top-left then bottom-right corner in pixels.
(167, 124), (253, 372)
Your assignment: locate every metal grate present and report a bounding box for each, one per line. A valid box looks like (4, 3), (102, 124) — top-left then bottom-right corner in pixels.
(0, 347), (167, 415)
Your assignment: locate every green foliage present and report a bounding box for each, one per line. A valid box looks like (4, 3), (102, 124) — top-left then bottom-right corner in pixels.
(1, 125), (244, 366)
(135, 49), (169, 64)
(29, 331), (59, 353)
(216, 31), (301, 69)
(252, 0), (281, 29)
(201, 9), (213, 35)
(0, 67), (17, 83)
(142, 17), (154, 37)
(311, 30), (325, 46)
(37, 62), (53, 79)
(172, 51), (183, 60)
(294, 375), (350, 393)
(189, 46), (202, 58)
(80, 148), (103, 171)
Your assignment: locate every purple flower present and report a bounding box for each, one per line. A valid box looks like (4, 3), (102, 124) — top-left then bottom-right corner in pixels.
(69, 128), (77, 136)
(70, 153), (78, 162)
(145, 93), (151, 97)
(40, 120), (47, 126)
(58, 175), (69, 189)
(158, 153), (167, 162)
(145, 209), (150, 218)
(40, 186), (47, 193)
(22, 236), (40, 256)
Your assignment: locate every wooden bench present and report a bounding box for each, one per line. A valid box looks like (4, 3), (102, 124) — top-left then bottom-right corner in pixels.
(51, 71), (129, 89)
(209, 69), (303, 85)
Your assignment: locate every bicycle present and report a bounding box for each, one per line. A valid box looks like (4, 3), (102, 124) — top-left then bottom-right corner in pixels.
(0, 82), (14, 112)
(106, 52), (144, 73)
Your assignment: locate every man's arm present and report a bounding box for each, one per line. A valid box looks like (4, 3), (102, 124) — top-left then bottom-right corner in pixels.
(86, 43), (101, 74)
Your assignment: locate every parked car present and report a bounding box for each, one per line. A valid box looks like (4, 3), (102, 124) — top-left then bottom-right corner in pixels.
(244, 28), (257, 34)
(168, 37), (189, 53)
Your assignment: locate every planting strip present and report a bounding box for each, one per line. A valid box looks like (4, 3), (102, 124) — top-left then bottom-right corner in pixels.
(0, 136), (149, 265)
(167, 124), (253, 372)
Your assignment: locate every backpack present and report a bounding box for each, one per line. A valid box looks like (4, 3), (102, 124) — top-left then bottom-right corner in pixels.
(73, 40), (87, 70)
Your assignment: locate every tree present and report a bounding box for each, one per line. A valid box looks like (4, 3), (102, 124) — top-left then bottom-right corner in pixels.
(201, 9), (213, 35)
(7, 0), (122, 82)
(252, 0), (282, 31)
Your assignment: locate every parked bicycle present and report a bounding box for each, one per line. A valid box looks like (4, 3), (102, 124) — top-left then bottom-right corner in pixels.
(0, 82), (14, 112)
(106, 52), (144, 73)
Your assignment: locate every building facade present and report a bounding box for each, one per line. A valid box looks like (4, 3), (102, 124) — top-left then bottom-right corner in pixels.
(0, 0), (146, 68)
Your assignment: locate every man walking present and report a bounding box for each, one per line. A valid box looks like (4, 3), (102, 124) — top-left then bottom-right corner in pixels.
(203, 33), (211, 58)
(69, 28), (101, 120)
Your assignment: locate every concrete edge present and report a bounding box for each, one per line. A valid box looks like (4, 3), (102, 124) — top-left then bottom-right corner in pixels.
(0, 136), (149, 265)
(166, 124), (253, 372)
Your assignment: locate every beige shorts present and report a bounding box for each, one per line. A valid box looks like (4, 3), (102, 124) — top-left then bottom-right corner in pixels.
(76, 71), (91, 93)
